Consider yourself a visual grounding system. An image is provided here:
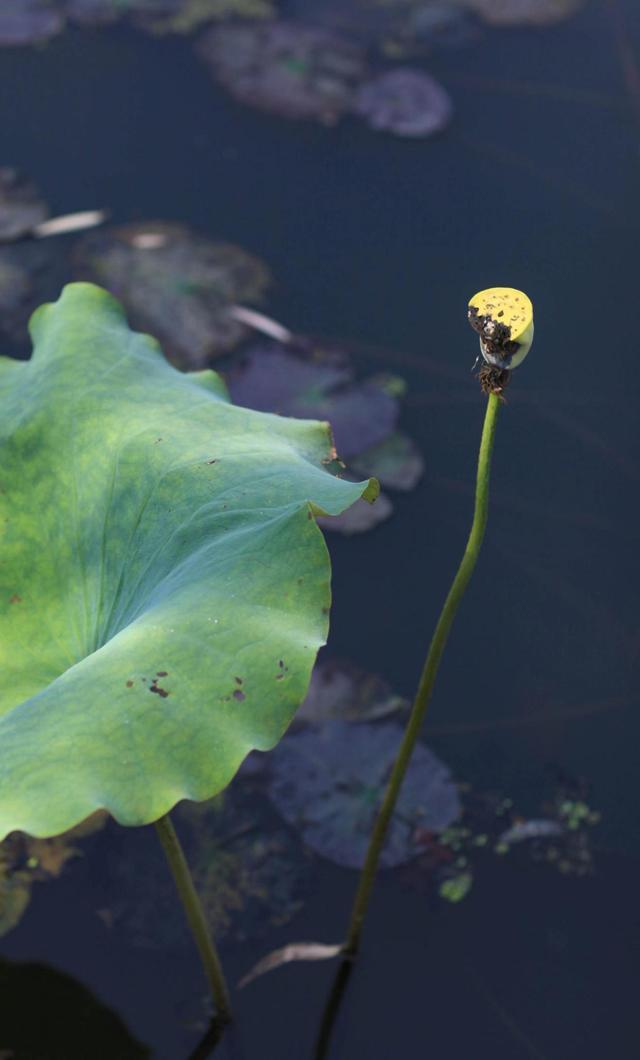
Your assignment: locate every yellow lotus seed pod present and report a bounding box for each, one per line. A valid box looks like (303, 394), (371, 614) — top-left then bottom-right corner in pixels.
(468, 287), (534, 370)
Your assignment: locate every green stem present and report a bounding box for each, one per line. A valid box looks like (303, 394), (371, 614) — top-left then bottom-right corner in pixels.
(154, 813), (232, 1022)
(344, 392), (501, 956)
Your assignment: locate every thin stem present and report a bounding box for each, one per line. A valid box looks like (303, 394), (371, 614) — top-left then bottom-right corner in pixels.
(154, 813), (232, 1023)
(344, 392), (501, 955)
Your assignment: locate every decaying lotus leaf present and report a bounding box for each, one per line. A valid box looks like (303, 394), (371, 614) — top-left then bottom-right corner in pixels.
(225, 344), (399, 458)
(295, 658), (408, 727)
(63, 0), (181, 24)
(73, 222), (270, 366)
(353, 68), (453, 137)
(464, 0), (585, 25)
(197, 21), (367, 123)
(0, 169), (49, 243)
(297, 0), (476, 58)
(0, 1), (64, 45)
(351, 431), (425, 491)
(138, 0), (275, 35)
(268, 720), (461, 868)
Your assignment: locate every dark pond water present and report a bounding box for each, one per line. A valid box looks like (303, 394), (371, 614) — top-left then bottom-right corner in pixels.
(1, 1), (639, 1057)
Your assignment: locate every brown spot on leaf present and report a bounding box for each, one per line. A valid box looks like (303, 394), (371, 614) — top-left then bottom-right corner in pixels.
(233, 689), (246, 702)
(9, 594), (21, 604)
(156, 671), (168, 677)
(207, 459), (218, 465)
(149, 680), (169, 698)
(234, 676), (243, 685)
(126, 680), (134, 688)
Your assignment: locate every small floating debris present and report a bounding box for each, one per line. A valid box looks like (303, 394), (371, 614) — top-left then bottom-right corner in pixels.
(32, 209), (107, 240)
(353, 68), (453, 137)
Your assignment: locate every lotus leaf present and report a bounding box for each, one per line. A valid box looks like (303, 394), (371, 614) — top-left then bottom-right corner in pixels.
(0, 282), (375, 841)
(0, 2), (64, 45)
(73, 222), (270, 367)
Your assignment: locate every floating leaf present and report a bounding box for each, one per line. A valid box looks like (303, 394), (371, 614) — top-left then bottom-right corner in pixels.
(0, 282), (375, 840)
(0, 169), (49, 243)
(316, 488), (394, 534)
(138, 0), (275, 35)
(239, 941), (342, 988)
(197, 21), (367, 123)
(301, 0), (477, 58)
(464, 0), (585, 25)
(353, 68), (453, 137)
(295, 658), (408, 727)
(351, 431), (425, 491)
(0, 2), (64, 45)
(268, 720), (461, 868)
(73, 222), (270, 367)
(225, 344), (399, 458)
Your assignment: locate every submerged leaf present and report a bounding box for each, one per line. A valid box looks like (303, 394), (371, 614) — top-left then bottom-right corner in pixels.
(104, 789), (310, 947)
(239, 941), (342, 988)
(268, 720), (461, 868)
(197, 21), (367, 123)
(73, 222), (270, 367)
(0, 282), (374, 840)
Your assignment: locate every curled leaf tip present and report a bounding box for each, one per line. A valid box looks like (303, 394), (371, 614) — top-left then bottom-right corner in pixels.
(467, 287), (534, 373)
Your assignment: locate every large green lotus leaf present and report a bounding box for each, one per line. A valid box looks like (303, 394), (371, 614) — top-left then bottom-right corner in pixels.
(0, 283), (376, 840)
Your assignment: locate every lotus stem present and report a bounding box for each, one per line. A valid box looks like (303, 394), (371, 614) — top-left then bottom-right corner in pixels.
(154, 813), (232, 1022)
(343, 391), (501, 955)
